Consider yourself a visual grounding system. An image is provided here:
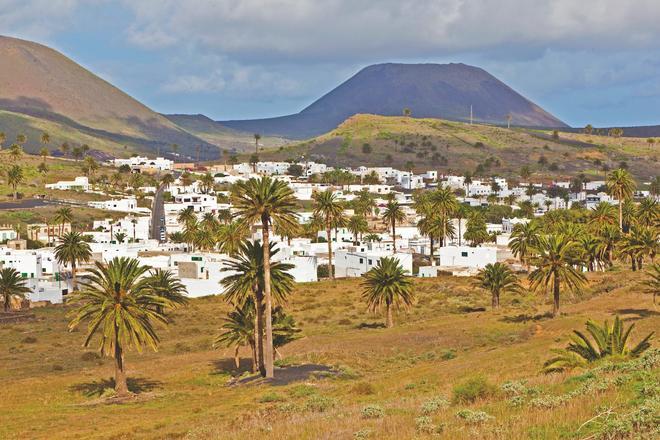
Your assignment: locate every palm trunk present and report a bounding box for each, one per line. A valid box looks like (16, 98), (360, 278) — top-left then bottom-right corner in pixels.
(234, 345), (240, 369)
(114, 334), (129, 397)
(254, 291), (265, 376)
(392, 221), (396, 254)
(326, 221), (334, 280)
(618, 201), (623, 231)
(631, 257), (637, 271)
(492, 289), (500, 308)
(261, 214), (275, 379)
(458, 218), (462, 246)
(71, 261), (77, 291)
(552, 270), (560, 317)
(250, 342), (257, 373)
(429, 236), (434, 263)
(386, 300), (393, 328)
(4, 298), (10, 312)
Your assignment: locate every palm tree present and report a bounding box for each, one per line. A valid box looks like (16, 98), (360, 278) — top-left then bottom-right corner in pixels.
(606, 169), (636, 231)
(5, 165), (23, 199)
(0, 268), (31, 312)
(54, 207), (73, 236)
(588, 202), (617, 231)
(382, 200), (406, 253)
(463, 211), (490, 246)
(643, 263), (660, 305)
(362, 257), (414, 328)
(253, 133), (261, 155)
(60, 142), (70, 157)
(114, 232), (127, 243)
(161, 173), (174, 188)
(313, 189), (344, 279)
(347, 215), (368, 243)
(542, 316), (654, 373)
(144, 268), (188, 314)
(430, 187), (458, 246)
(199, 173), (215, 194)
(177, 206), (197, 228)
(221, 240), (294, 376)
(230, 177), (298, 378)
(40, 132), (50, 148)
(39, 147), (49, 159)
(215, 302), (256, 370)
(54, 232), (92, 291)
(0, 131), (5, 149)
(474, 263), (521, 308)
(637, 198), (659, 228)
(619, 226), (658, 271)
(509, 221), (539, 270)
(68, 257), (176, 397)
(528, 234), (587, 317)
(216, 221), (248, 256)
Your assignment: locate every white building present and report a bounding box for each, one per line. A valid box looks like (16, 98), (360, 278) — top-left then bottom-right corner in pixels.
(45, 176), (90, 191)
(334, 247), (413, 278)
(438, 246), (497, 269)
(113, 156), (173, 171)
(89, 197), (142, 213)
(256, 161), (291, 176)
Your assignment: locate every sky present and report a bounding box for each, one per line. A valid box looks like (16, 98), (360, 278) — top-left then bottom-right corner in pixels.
(2, 0), (660, 127)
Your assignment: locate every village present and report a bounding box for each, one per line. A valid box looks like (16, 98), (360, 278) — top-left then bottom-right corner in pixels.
(3, 154), (655, 309)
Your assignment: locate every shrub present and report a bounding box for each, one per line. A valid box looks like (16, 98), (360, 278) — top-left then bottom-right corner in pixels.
(51, 364), (63, 371)
(452, 375), (498, 404)
(501, 380), (528, 396)
(21, 336), (37, 344)
(259, 392), (285, 403)
(361, 404), (384, 419)
(304, 395), (336, 412)
(455, 409), (494, 424)
(288, 384), (317, 397)
(440, 349), (457, 360)
(351, 382), (375, 395)
(415, 416), (444, 434)
(421, 396), (449, 414)
(353, 428), (372, 439)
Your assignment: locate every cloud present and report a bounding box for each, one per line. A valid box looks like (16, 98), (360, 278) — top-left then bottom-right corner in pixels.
(120, 0), (660, 62)
(0, 0), (89, 39)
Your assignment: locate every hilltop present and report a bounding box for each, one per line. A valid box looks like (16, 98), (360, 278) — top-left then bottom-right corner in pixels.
(220, 63), (567, 139)
(258, 114), (659, 181)
(0, 36), (217, 157)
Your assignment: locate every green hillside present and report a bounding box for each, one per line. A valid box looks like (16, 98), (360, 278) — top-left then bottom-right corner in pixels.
(259, 114), (659, 181)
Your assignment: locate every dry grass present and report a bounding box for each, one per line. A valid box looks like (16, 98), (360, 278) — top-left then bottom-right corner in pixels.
(0, 265), (657, 439)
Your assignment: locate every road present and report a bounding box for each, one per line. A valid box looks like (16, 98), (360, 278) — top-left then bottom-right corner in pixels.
(150, 184), (166, 242)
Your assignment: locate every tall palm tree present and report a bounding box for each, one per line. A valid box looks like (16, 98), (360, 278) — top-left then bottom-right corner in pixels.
(230, 177), (298, 378)
(382, 199), (406, 253)
(312, 189), (344, 279)
(54, 232), (92, 291)
(177, 206), (197, 228)
(474, 263), (521, 308)
(215, 301), (256, 370)
(362, 257), (414, 328)
(114, 232), (127, 244)
(40, 132), (50, 148)
(0, 268), (31, 312)
(528, 234), (587, 317)
(606, 169), (636, 231)
(221, 240), (294, 376)
(5, 165), (23, 200)
(588, 202), (617, 232)
(68, 257), (176, 397)
(619, 226), (658, 271)
(509, 221), (540, 271)
(54, 207), (74, 236)
(217, 221), (249, 256)
(161, 173), (174, 189)
(199, 173), (215, 194)
(430, 187), (458, 246)
(347, 215), (368, 243)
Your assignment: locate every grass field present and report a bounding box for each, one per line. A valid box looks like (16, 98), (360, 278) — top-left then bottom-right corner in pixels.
(257, 115), (659, 182)
(1, 265), (657, 439)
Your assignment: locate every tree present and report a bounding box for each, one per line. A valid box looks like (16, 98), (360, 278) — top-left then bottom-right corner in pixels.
(362, 257), (414, 328)
(474, 263), (521, 308)
(54, 232), (92, 291)
(5, 165), (23, 199)
(588, 202), (617, 231)
(54, 207), (73, 236)
(230, 177), (298, 378)
(82, 156), (99, 177)
(144, 268), (188, 315)
(217, 221), (248, 256)
(39, 147), (49, 159)
(253, 133), (261, 155)
(60, 142), (70, 157)
(68, 257), (177, 397)
(72, 146), (83, 161)
(528, 234), (586, 317)
(221, 240), (294, 375)
(584, 124), (593, 135)
(313, 189), (344, 279)
(643, 264), (660, 305)
(287, 164), (304, 178)
(114, 232), (127, 243)
(16, 133), (26, 145)
(429, 187), (458, 247)
(403, 107), (412, 117)
(199, 173), (215, 194)
(0, 268), (31, 312)
(161, 173), (174, 188)
(0, 131), (5, 149)
(8, 144), (22, 162)
(542, 316), (654, 373)
(463, 212), (490, 246)
(636, 198), (659, 228)
(347, 215), (369, 243)
(37, 162), (49, 175)
(606, 169), (636, 231)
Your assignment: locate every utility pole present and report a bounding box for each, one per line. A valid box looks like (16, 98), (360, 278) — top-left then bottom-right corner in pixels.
(470, 105), (473, 125)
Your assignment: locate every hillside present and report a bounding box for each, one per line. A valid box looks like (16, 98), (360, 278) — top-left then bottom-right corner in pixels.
(258, 114), (659, 181)
(221, 63), (567, 139)
(1, 267), (657, 439)
(164, 114), (288, 153)
(0, 36), (216, 158)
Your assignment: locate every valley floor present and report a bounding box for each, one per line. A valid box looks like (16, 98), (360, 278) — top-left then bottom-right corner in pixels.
(0, 266), (657, 439)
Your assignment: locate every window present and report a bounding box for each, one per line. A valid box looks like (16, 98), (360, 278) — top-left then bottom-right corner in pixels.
(191, 256), (202, 261)
(359, 258), (363, 264)
(461, 252), (468, 257)
(368, 259), (373, 265)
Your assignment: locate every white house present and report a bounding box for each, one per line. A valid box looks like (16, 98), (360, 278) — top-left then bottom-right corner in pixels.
(45, 176), (91, 191)
(334, 247), (413, 278)
(113, 156), (173, 171)
(89, 197), (141, 212)
(438, 246), (497, 269)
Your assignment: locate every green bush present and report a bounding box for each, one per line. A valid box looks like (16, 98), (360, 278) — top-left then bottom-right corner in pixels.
(455, 409), (494, 424)
(360, 404), (384, 419)
(304, 395), (336, 412)
(421, 396), (449, 414)
(452, 375), (498, 404)
(288, 384), (317, 397)
(259, 392), (285, 403)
